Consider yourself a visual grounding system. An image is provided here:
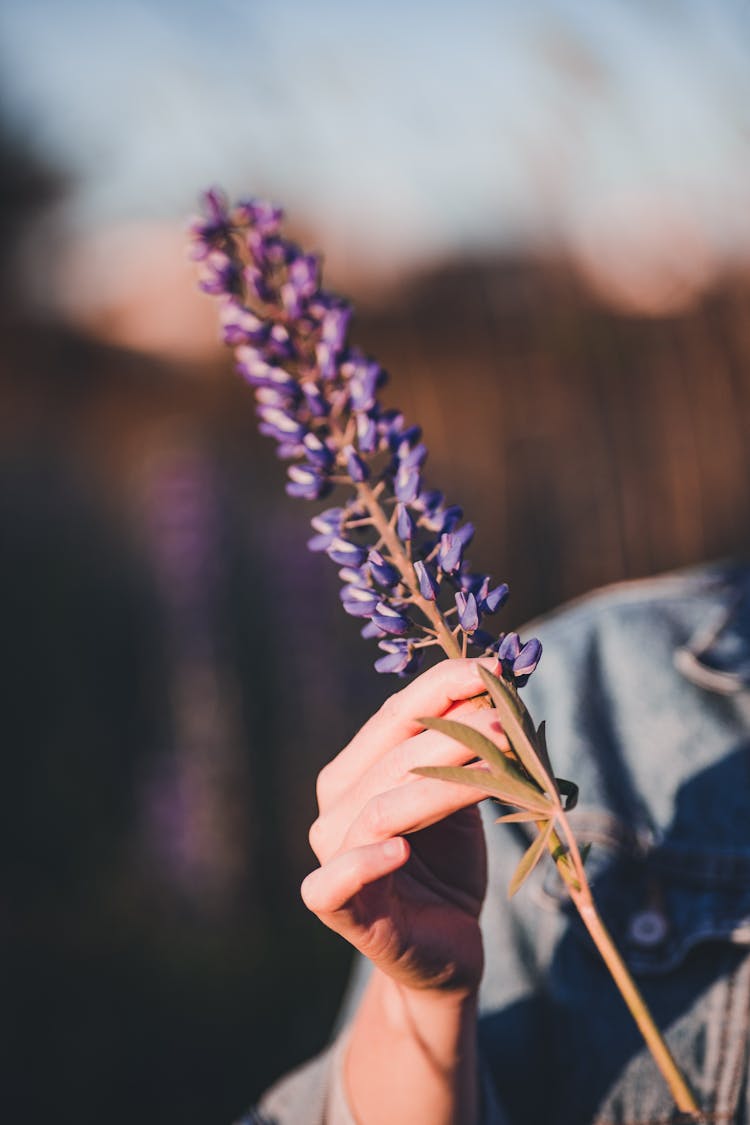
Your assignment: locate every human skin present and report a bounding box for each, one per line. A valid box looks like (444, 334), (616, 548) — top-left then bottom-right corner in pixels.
(301, 658), (506, 1125)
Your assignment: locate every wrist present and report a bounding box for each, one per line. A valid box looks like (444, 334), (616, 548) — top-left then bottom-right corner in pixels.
(374, 969), (479, 1029)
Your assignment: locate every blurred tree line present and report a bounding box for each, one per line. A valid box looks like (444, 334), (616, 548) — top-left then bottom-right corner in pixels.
(2, 135), (750, 1124)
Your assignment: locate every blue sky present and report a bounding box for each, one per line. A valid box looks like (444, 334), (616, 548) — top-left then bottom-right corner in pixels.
(2, 0), (750, 267)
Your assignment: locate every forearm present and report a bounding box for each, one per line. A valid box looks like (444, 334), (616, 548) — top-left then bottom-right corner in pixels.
(343, 969), (479, 1125)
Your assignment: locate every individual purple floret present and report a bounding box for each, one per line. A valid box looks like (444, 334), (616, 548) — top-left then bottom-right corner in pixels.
(374, 640), (419, 675)
(368, 550), (400, 589)
(192, 188), (541, 682)
(340, 585), (381, 618)
(413, 560), (439, 602)
(455, 592), (480, 634)
(497, 632), (543, 686)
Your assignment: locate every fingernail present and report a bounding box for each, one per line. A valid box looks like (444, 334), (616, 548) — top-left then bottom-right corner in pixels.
(383, 838), (406, 861)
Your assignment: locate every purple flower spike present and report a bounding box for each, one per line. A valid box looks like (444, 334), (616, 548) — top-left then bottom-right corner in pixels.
(456, 591), (480, 633)
(194, 191), (535, 680)
(368, 550), (400, 589)
(326, 537), (368, 568)
(372, 601), (411, 636)
(414, 559), (439, 601)
(438, 533), (463, 574)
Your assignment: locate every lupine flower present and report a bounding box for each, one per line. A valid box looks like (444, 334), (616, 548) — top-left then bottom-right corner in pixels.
(190, 193), (707, 1117)
(192, 189), (541, 681)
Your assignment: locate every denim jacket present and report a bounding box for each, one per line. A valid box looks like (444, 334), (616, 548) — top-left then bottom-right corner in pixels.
(248, 562), (750, 1125)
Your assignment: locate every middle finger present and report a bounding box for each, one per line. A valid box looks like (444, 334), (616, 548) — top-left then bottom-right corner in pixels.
(311, 706), (507, 860)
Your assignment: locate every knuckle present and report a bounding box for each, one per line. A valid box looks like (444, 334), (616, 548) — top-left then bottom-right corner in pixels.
(390, 738), (415, 781)
(376, 690), (405, 727)
(362, 793), (390, 840)
(315, 761), (336, 809)
(430, 657), (454, 685)
(308, 815), (326, 857)
(431, 656), (467, 685)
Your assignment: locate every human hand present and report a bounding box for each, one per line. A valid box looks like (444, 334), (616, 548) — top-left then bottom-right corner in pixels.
(301, 658), (505, 997)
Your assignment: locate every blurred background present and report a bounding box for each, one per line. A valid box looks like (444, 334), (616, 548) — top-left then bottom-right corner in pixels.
(2, 1), (750, 1121)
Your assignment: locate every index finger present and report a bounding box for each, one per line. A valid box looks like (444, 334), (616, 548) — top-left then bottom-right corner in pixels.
(321, 657), (499, 800)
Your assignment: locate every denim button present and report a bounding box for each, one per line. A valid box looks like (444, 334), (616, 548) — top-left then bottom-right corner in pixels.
(627, 908), (668, 948)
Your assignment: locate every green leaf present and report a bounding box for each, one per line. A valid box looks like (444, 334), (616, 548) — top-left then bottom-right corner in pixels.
(555, 777), (579, 811)
(508, 818), (555, 898)
(477, 666), (557, 797)
(495, 809), (551, 824)
(412, 764), (554, 814)
(418, 714), (542, 793)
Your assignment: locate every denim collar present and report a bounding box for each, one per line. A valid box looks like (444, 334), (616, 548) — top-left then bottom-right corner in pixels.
(674, 564), (750, 693)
